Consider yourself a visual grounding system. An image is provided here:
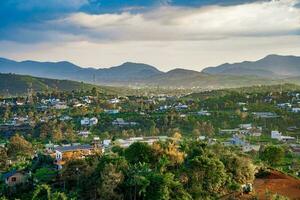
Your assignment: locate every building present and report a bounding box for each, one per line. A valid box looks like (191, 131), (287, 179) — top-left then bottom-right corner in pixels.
(277, 103), (292, 109)
(80, 117), (98, 126)
(115, 136), (169, 148)
(252, 112), (279, 119)
(2, 170), (27, 186)
(108, 98), (120, 104)
(292, 108), (300, 113)
(219, 129), (240, 135)
(54, 144), (102, 169)
(239, 124), (252, 130)
(271, 131), (295, 141)
(89, 117), (98, 125)
(112, 118), (138, 127)
(80, 118), (90, 126)
(104, 109), (119, 114)
(198, 110), (211, 116)
(229, 134), (246, 146)
(53, 102), (68, 110)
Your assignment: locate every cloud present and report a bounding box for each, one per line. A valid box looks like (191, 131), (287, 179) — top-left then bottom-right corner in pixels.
(0, 0), (300, 70)
(55, 0), (300, 42)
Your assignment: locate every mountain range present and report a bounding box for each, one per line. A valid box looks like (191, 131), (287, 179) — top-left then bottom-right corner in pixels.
(202, 54), (300, 78)
(0, 54), (299, 89)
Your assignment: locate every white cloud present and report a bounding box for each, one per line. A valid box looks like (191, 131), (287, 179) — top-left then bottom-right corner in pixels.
(57, 0), (300, 41)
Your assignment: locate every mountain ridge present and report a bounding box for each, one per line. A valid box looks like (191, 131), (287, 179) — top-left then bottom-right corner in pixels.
(0, 54), (300, 88)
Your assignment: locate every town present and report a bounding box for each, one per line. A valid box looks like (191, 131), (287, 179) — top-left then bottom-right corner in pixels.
(0, 84), (300, 199)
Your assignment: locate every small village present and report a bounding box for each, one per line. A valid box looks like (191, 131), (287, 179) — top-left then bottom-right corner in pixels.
(0, 85), (300, 199)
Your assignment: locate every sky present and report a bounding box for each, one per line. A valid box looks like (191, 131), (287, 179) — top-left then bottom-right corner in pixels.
(0, 0), (300, 71)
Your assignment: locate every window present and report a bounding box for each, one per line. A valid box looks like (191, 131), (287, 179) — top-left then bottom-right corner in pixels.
(11, 177), (17, 182)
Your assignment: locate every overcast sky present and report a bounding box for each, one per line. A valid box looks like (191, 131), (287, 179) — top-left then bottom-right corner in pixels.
(0, 0), (300, 71)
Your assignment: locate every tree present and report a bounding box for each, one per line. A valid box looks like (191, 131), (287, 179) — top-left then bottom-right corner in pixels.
(52, 128), (63, 143)
(0, 147), (8, 171)
(97, 164), (124, 200)
(32, 184), (67, 200)
(145, 172), (192, 200)
(125, 142), (156, 165)
(260, 145), (284, 166)
(221, 154), (255, 185)
(187, 156), (227, 199)
(62, 159), (91, 189)
(7, 134), (33, 159)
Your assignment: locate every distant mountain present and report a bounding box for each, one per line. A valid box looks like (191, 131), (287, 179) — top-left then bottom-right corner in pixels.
(0, 58), (163, 85)
(0, 73), (123, 96)
(202, 55), (300, 78)
(0, 55), (300, 89)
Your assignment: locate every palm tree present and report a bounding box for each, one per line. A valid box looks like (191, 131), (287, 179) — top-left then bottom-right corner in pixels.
(32, 184), (67, 200)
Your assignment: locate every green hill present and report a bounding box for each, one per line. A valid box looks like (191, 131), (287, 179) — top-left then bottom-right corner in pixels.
(0, 73), (127, 96)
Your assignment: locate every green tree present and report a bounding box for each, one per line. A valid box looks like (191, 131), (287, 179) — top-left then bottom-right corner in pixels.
(125, 142), (156, 165)
(32, 184), (67, 200)
(260, 145), (285, 166)
(187, 156), (227, 199)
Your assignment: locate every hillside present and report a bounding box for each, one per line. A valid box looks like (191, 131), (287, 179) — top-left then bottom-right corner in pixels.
(0, 73), (126, 96)
(202, 54), (300, 78)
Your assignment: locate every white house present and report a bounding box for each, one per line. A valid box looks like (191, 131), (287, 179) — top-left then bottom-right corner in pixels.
(81, 117), (98, 126)
(292, 108), (300, 113)
(108, 98), (120, 104)
(239, 124), (252, 130)
(89, 117), (98, 125)
(271, 131), (295, 141)
(53, 103), (68, 110)
(81, 118), (90, 126)
(103, 139), (111, 148)
(198, 110), (211, 116)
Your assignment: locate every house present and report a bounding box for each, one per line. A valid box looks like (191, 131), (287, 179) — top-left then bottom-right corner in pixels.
(219, 129), (240, 135)
(175, 104), (188, 110)
(115, 136), (170, 148)
(229, 134), (246, 146)
(2, 170), (27, 186)
(112, 118), (138, 127)
(159, 105), (171, 111)
(104, 109), (119, 114)
(54, 144), (101, 169)
(239, 124), (252, 130)
(53, 102), (68, 110)
(45, 141), (59, 153)
(292, 108), (300, 113)
(252, 112), (279, 119)
(81, 118), (90, 126)
(59, 115), (72, 121)
(271, 131), (295, 141)
(103, 139), (111, 148)
(277, 103), (292, 109)
(108, 98), (120, 104)
(80, 117), (98, 126)
(89, 117), (98, 125)
(198, 110), (211, 116)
